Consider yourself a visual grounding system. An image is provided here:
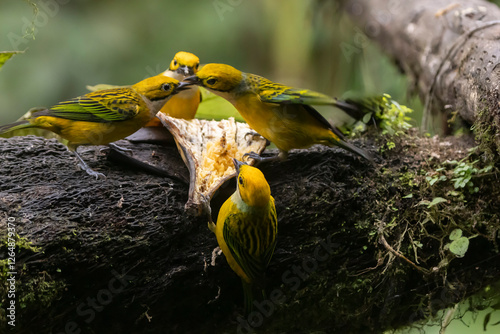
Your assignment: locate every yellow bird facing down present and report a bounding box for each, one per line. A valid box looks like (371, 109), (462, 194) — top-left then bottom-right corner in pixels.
(0, 75), (190, 179)
(183, 63), (374, 162)
(209, 159), (277, 313)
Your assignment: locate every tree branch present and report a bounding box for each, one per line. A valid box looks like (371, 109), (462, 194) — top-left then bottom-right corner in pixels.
(346, 0), (500, 155)
(1, 132), (499, 333)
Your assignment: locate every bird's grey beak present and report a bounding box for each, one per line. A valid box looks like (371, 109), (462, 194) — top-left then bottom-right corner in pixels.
(177, 65), (194, 76)
(183, 75), (199, 85)
(232, 158), (244, 174)
(173, 81), (192, 94)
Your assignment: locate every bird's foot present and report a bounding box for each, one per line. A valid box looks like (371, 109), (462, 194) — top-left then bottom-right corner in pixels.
(108, 143), (133, 153)
(243, 151), (281, 164)
(73, 150), (106, 180)
(244, 131), (270, 146)
(78, 164), (106, 180)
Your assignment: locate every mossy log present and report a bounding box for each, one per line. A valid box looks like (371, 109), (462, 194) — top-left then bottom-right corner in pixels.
(0, 131), (499, 333)
(346, 0), (500, 154)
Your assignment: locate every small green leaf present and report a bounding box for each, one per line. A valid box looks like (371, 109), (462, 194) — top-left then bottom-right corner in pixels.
(447, 190), (461, 197)
(402, 193), (413, 199)
(449, 229), (462, 240)
(427, 197), (447, 208)
(449, 237), (469, 258)
(0, 51), (23, 70)
(362, 112), (373, 123)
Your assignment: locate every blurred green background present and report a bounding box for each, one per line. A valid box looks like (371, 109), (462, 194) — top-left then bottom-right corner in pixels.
(0, 0), (417, 125)
(1, 1), (499, 333)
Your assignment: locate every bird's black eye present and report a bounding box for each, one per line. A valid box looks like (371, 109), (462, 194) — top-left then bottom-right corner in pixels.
(238, 176), (243, 185)
(161, 83), (171, 91)
(195, 63), (199, 70)
(173, 60), (178, 66)
(206, 78), (217, 85)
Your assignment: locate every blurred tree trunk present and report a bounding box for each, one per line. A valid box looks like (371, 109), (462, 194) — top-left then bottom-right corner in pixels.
(346, 0), (500, 156)
(264, 0), (314, 86)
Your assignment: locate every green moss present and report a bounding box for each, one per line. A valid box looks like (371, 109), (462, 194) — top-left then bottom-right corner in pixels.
(16, 234), (40, 253)
(471, 107), (500, 162)
(0, 232), (64, 325)
(18, 274), (66, 310)
(399, 171), (418, 187)
(0, 234), (41, 282)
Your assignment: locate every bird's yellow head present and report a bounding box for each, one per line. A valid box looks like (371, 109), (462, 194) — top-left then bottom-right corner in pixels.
(169, 51), (200, 76)
(234, 159), (271, 208)
(184, 63), (243, 93)
(132, 75), (190, 109)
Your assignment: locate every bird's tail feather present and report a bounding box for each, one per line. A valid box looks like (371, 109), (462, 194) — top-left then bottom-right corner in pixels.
(242, 279), (268, 316)
(329, 135), (374, 162)
(242, 280), (254, 315)
(333, 96), (385, 122)
(0, 120), (33, 136)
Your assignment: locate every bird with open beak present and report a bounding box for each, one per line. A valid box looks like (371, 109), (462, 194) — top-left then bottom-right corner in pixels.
(157, 51), (202, 120)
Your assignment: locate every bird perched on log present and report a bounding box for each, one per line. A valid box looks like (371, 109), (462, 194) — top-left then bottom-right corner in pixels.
(209, 159), (277, 313)
(183, 63), (374, 162)
(0, 75), (189, 179)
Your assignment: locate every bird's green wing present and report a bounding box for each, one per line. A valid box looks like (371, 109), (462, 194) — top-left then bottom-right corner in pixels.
(302, 104), (347, 140)
(262, 202), (278, 267)
(257, 80), (346, 136)
(223, 212), (269, 281)
(86, 83), (130, 92)
(259, 81), (337, 106)
(39, 88), (141, 123)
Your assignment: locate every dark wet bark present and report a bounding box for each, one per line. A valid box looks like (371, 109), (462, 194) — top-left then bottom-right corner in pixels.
(1, 132), (499, 333)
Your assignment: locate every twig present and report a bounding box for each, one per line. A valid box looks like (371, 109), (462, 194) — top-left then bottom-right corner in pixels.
(379, 228), (431, 275)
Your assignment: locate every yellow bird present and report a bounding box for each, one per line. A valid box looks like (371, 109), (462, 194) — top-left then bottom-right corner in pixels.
(209, 159), (277, 313)
(160, 51), (201, 119)
(184, 63), (374, 162)
(0, 75), (189, 179)
(144, 52), (201, 128)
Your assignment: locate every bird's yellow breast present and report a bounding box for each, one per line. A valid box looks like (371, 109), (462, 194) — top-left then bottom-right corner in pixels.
(214, 191), (276, 284)
(215, 198), (252, 283)
(232, 94), (333, 152)
(31, 113), (154, 146)
(159, 87), (200, 119)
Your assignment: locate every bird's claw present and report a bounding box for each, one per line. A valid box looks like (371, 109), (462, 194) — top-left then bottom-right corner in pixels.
(243, 151), (281, 164)
(78, 164), (106, 180)
(108, 143), (133, 153)
(244, 132), (270, 146)
(243, 151), (262, 161)
(244, 131), (262, 141)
